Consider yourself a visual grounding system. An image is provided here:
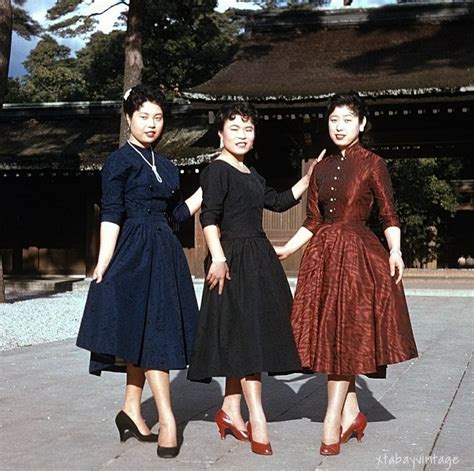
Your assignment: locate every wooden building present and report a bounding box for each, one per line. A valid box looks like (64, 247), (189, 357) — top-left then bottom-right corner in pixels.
(0, 100), (214, 278)
(184, 2), (474, 272)
(1, 2), (472, 279)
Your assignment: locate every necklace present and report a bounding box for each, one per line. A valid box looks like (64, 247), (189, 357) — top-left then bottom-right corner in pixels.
(127, 140), (163, 183)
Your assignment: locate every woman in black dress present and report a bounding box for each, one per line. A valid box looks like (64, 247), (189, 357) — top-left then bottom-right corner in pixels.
(188, 102), (322, 455)
(76, 85), (202, 459)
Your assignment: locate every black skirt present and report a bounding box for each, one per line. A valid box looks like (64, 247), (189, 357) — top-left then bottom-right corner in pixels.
(187, 236), (301, 382)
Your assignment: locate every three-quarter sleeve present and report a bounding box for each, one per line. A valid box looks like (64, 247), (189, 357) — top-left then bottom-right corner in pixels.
(199, 163), (229, 228)
(370, 157), (400, 230)
(100, 154), (128, 225)
(302, 168), (323, 234)
(253, 169), (299, 212)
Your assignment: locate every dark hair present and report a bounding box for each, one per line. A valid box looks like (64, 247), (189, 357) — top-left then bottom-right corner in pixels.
(216, 102), (259, 131)
(326, 92), (367, 122)
(123, 84), (165, 117)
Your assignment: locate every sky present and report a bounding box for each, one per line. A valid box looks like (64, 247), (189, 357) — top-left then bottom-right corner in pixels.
(9, 0), (397, 77)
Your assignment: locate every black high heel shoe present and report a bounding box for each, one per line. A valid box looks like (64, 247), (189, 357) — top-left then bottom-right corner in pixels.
(157, 445), (179, 459)
(115, 410), (158, 443)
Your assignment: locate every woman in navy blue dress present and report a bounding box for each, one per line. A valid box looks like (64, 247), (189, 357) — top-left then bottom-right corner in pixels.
(76, 85), (202, 459)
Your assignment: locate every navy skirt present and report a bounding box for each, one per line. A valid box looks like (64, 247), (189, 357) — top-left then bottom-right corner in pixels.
(76, 215), (199, 375)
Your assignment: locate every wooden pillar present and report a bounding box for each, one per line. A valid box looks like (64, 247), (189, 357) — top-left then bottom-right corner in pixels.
(193, 208), (206, 279)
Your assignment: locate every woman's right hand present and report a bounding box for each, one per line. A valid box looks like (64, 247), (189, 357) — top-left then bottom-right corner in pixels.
(92, 263), (108, 283)
(206, 261), (231, 295)
(274, 245), (291, 260)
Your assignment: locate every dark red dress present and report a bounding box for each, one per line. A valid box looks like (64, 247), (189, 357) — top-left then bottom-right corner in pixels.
(291, 143), (418, 376)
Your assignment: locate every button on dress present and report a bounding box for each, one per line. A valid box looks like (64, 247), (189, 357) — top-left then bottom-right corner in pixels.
(76, 144), (199, 375)
(291, 143), (418, 377)
(188, 161), (302, 382)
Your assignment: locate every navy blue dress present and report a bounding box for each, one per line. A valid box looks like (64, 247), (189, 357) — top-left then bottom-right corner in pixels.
(76, 143), (199, 375)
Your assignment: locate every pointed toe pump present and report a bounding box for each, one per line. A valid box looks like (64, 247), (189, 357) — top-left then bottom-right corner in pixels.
(115, 410), (158, 443)
(319, 440), (341, 456)
(320, 427), (342, 456)
(215, 409), (249, 441)
(341, 412), (368, 444)
(157, 445), (179, 459)
(247, 422), (273, 456)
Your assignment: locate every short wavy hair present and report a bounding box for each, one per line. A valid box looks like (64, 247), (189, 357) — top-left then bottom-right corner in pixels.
(216, 102), (259, 131)
(123, 84), (165, 117)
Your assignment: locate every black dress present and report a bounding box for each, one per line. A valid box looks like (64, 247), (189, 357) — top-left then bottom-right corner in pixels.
(187, 160), (302, 382)
(76, 144), (199, 375)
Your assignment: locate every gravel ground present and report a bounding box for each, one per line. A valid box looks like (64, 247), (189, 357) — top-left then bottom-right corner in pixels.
(0, 286), (89, 352)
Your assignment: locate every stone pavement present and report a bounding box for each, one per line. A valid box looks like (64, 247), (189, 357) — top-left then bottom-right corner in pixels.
(1, 288), (473, 470)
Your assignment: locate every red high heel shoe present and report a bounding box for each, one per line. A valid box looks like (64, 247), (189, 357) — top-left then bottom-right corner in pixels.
(340, 412), (368, 444)
(247, 422), (273, 455)
(215, 409), (249, 441)
(320, 427), (341, 456)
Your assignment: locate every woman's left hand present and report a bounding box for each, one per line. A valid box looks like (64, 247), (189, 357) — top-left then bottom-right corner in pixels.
(302, 149), (326, 183)
(389, 253), (404, 284)
(206, 261), (231, 295)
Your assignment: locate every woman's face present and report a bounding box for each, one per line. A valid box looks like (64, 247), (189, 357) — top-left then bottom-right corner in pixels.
(328, 105), (366, 151)
(126, 100), (164, 147)
(219, 114), (255, 158)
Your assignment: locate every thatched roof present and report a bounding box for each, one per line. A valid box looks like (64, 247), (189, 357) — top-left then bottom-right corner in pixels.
(186, 3), (474, 103)
(0, 102), (216, 170)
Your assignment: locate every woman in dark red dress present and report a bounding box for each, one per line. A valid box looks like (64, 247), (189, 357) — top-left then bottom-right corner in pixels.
(276, 92), (418, 456)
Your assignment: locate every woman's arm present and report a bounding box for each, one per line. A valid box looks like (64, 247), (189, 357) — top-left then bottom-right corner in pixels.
(384, 226), (404, 284)
(93, 222), (121, 282)
(274, 226), (314, 260)
(184, 187), (203, 216)
(203, 225), (231, 295)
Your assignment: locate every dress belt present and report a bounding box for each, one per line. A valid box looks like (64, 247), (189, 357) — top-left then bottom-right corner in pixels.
(125, 212), (168, 223)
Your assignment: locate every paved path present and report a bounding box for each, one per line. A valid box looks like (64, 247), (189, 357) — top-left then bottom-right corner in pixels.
(1, 293), (472, 470)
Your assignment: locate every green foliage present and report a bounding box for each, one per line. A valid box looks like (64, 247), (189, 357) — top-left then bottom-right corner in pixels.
(75, 30), (126, 100)
(142, 0), (238, 91)
(8, 0), (238, 102)
(386, 157), (461, 267)
(12, 0), (42, 39)
(46, 0), (127, 37)
(8, 36), (86, 102)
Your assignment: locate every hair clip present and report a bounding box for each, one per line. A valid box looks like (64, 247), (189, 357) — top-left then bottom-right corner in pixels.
(123, 88), (133, 100)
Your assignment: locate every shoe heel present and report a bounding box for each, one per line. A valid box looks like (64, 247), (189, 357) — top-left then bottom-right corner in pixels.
(217, 423), (226, 440)
(356, 429), (364, 443)
(117, 426), (126, 442)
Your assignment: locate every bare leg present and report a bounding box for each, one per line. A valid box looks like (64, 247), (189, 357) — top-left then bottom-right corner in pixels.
(341, 376), (360, 432)
(145, 369), (177, 447)
(122, 364), (153, 435)
(241, 373), (269, 444)
(222, 377), (247, 432)
(323, 374), (351, 444)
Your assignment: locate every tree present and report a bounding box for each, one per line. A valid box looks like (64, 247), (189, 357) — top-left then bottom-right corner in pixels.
(142, 1), (238, 92)
(75, 30), (125, 100)
(0, 0), (41, 106)
(386, 157), (461, 267)
(46, 0), (142, 145)
(0, 0), (40, 300)
(17, 35), (86, 102)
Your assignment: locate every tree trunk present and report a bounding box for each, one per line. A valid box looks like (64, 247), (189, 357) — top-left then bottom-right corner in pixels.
(0, 0), (13, 107)
(119, 0), (144, 146)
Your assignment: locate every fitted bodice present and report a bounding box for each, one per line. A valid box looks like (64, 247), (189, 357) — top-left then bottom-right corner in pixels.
(304, 143), (400, 232)
(200, 160), (298, 240)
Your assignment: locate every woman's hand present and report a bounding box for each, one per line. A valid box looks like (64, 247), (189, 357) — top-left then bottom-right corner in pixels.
(274, 245), (291, 261)
(302, 149), (326, 181)
(389, 253), (404, 284)
(93, 263), (108, 283)
(207, 261), (231, 295)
